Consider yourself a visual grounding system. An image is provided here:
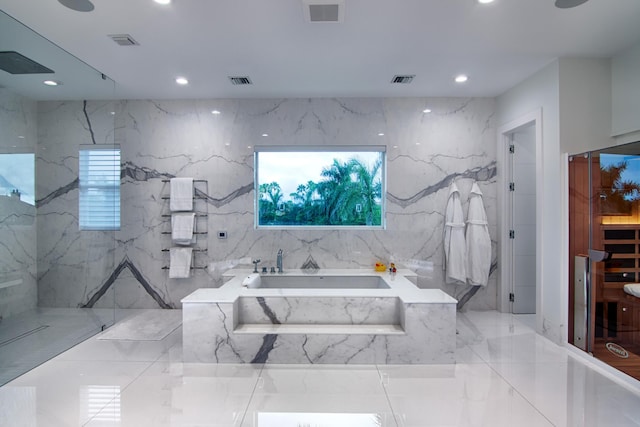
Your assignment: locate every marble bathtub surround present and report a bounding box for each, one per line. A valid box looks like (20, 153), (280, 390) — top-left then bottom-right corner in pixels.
(182, 269), (457, 364)
(33, 97), (495, 312)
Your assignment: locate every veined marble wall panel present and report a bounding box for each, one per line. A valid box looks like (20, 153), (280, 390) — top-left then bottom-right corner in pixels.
(0, 89), (37, 319)
(38, 97), (497, 310)
(37, 101), (117, 308)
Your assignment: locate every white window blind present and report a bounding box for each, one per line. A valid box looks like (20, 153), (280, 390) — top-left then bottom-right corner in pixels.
(79, 145), (120, 230)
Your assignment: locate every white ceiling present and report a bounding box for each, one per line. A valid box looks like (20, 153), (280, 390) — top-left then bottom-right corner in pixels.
(1, 0), (640, 100)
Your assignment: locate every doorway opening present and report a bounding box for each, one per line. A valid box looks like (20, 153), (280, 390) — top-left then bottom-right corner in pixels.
(498, 110), (542, 321)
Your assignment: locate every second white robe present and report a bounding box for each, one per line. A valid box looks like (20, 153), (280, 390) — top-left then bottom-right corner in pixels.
(466, 182), (492, 286)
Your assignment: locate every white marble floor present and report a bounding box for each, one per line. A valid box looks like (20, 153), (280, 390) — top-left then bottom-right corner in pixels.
(1, 310), (640, 426)
(0, 307), (115, 386)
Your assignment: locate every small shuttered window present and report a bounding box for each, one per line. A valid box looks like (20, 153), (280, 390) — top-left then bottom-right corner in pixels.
(79, 145), (121, 230)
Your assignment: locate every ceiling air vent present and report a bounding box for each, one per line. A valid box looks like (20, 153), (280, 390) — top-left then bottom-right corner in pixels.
(391, 75), (415, 84)
(108, 34), (139, 46)
(303, 0), (344, 23)
(229, 76), (253, 86)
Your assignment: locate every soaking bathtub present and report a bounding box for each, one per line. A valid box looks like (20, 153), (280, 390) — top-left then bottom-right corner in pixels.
(251, 274), (390, 289)
(181, 268), (457, 364)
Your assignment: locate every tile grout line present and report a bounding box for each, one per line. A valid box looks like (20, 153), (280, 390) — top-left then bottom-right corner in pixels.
(238, 363), (266, 426)
(376, 363), (402, 427)
(82, 328), (181, 426)
(482, 357), (558, 426)
(81, 357), (158, 426)
(460, 320), (563, 426)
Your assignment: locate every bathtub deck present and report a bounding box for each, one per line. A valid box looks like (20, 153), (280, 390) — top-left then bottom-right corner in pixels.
(181, 269), (457, 364)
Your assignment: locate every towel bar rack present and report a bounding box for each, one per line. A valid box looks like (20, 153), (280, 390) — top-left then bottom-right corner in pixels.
(162, 214), (208, 218)
(161, 196), (208, 200)
(162, 178), (208, 276)
(161, 231), (207, 235)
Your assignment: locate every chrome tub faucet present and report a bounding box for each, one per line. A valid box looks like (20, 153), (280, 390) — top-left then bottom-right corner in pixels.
(276, 249), (283, 273)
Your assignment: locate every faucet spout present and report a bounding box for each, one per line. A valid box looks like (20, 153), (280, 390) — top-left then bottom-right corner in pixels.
(276, 249), (283, 273)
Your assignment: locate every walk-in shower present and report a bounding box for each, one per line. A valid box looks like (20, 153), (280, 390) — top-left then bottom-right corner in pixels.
(0, 10), (117, 386)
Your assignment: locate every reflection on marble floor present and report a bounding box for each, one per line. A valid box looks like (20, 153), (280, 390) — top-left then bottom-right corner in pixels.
(1, 310), (640, 426)
(0, 307), (114, 386)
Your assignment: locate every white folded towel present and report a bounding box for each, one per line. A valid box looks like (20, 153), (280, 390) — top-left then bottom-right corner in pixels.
(242, 273), (261, 289)
(170, 178), (193, 211)
(169, 247), (193, 279)
(624, 283), (640, 298)
(171, 212), (196, 245)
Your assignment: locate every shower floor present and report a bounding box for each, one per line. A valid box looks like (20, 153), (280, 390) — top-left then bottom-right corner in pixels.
(0, 307), (115, 386)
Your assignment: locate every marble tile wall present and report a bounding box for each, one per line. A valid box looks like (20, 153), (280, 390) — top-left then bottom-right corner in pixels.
(0, 89), (38, 320)
(36, 97), (497, 311)
(36, 100), (118, 309)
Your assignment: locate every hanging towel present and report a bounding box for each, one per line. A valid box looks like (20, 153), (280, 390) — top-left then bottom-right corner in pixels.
(443, 181), (467, 284)
(466, 182), (492, 287)
(170, 177), (193, 211)
(169, 247), (193, 279)
(171, 212), (196, 245)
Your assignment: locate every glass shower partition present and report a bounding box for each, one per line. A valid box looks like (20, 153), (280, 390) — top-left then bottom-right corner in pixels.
(0, 10), (117, 386)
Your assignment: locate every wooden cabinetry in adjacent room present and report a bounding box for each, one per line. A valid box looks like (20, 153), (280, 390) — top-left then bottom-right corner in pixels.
(617, 300), (639, 343)
(601, 225), (640, 299)
(599, 225), (640, 347)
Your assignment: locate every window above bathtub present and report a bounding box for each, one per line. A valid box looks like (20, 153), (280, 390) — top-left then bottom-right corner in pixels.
(254, 146), (386, 229)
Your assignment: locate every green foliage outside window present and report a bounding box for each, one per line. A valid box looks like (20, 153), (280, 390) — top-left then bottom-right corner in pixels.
(256, 149), (384, 227)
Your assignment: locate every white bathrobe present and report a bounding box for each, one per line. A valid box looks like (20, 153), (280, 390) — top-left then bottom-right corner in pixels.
(466, 182), (492, 286)
(443, 182), (467, 284)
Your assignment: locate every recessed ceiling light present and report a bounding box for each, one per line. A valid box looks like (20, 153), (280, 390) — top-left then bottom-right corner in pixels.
(378, 133), (385, 136)
(110, 111), (115, 115)
(478, 0), (495, 4)
(154, 0), (171, 4)
(43, 80), (60, 86)
(18, 135), (25, 139)
(392, 145), (398, 149)
(225, 142), (231, 146)
(247, 145), (252, 149)
(454, 74), (469, 83)
(415, 142), (421, 145)
(175, 77), (189, 85)
(211, 110), (221, 115)
(262, 133), (269, 137)
(423, 108), (432, 113)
